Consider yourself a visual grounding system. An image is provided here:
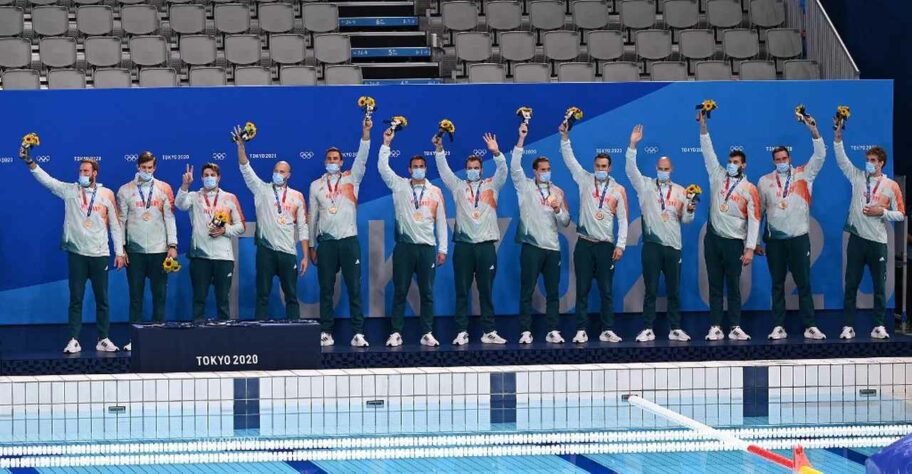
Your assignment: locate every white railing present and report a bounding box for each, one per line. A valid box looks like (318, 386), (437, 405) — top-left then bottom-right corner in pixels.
(801, 0), (861, 79)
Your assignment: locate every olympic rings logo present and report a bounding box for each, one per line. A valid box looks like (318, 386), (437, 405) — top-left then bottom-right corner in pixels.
(124, 154), (139, 162)
(299, 151), (315, 160)
(211, 153), (227, 160)
(472, 149), (488, 157)
(390, 149), (401, 158)
(644, 146), (659, 154)
(34, 155), (51, 163)
(729, 145), (744, 152)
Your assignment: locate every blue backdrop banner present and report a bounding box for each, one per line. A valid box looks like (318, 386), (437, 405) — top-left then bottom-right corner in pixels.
(0, 80), (895, 325)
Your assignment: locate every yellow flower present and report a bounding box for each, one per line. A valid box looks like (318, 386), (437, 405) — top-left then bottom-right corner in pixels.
(394, 115), (407, 127)
(566, 106), (583, 120)
(22, 132), (40, 147)
(213, 210), (230, 225)
(244, 122), (257, 140)
(703, 100), (717, 112)
(516, 106), (533, 116)
(358, 96), (376, 109)
(439, 119), (455, 134)
(686, 184), (702, 195)
(837, 105), (851, 119)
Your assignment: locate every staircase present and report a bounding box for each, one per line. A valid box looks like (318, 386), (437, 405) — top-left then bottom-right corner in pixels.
(337, 1), (441, 84)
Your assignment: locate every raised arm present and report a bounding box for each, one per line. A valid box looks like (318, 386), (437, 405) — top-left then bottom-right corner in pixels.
(833, 118), (862, 180)
(484, 132), (508, 190)
(558, 122), (588, 183)
(432, 135), (460, 192)
(377, 128), (402, 190)
(509, 123), (529, 187)
(175, 165), (194, 211)
(800, 116), (826, 181)
(625, 124), (646, 195)
(350, 118), (372, 185)
(30, 165), (74, 199)
(235, 133), (267, 193)
(699, 113), (725, 180)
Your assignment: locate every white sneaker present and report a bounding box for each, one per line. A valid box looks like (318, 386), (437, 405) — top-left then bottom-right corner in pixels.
(728, 326), (751, 341)
(839, 326), (856, 340)
(351, 334), (369, 347)
(96, 338), (119, 352)
(803, 327), (826, 340)
(63, 338), (81, 354)
(385, 332), (403, 347)
(452, 331), (470, 346)
(668, 329), (691, 342)
(320, 332), (335, 347)
(871, 326), (890, 339)
(768, 326), (787, 340)
(481, 331), (507, 344)
(572, 330), (588, 344)
(518, 331), (533, 344)
(705, 326), (724, 341)
(123, 342), (132, 351)
(545, 330), (565, 344)
(635, 329), (655, 342)
(599, 330), (622, 343)
(420, 332), (440, 347)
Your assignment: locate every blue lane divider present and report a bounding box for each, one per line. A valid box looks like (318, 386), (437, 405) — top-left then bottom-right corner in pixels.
(352, 47), (431, 58)
(340, 16), (419, 27)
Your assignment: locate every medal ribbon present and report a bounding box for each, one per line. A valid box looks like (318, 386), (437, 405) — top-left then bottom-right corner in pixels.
(595, 177), (610, 210)
(272, 184), (288, 215)
(81, 186), (98, 218)
(137, 180), (154, 210)
(411, 183), (426, 210)
(203, 189), (220, 217)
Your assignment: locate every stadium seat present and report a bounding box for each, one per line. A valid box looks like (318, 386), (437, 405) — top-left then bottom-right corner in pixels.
(121, 5), (160, 36)
(571, 0), (610, 31)
(739, 59), (776, 79)
(783, 59), (819, 80)
(455, 31), (493, 64)
(558, 62), (595, 82)
(258, 3), (295, 34)
(664, 0), (699, 31)
(694, 60), (731, 80)
(139, 67), (178, 87)
(468, 63), (506, 82)
(31, 6), (68, 37)
(303, 3), (339, 34)
(179, 35), (218, 66)
(234, 66), (272, 85)
(0, 7), (23, 37)
(76, 6), (114, 36)
(635, 29), (672, 61)
(0, 37), (30, 69)
(73, 0), (102, 5)
(442, 1), (478, 43)
(214, 4), (251, 35)
(48, 69), (87, 89)
(314, 33), (351, 64)
(85, 36), (122, 68)
(766, 28), (802, 59)
(280, 65), (317, 85)
(1, 69), (39, 89)
(601, 61), (640, 81)
(543, 30), (580, 62)
(500, 31), (536, 63)
(650, 61), (687, 80)
(587, 30), (624, 62)
(529, 1), (565, 33)
(485, 1), (522, 35)
(93, 68), (132, 88)
(39, 37), (77, 68)
(679, 29), (715, 61)
(129, 35), (169, 67)
(269, 34), (307, 65)
(706, 0), (742, 29)
(513, 62), (550, 83)
(169, 4), (206, 36)
(749, 0), (785, 28)
(619, 0), (657, 33)
(225, 34), (261, 65)
(324, 65), (362, 84)
(189, 66), (227, 86)
(722, 28), (759, 60)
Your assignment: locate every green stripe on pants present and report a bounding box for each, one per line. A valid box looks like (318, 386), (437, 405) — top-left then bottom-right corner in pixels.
(67, 252), (110, 340)
(574, 239), (616, 331)
(391, 242), (436, 334)
(255, 244), (300, 320)
(766, 233), (815, 328)
(843, 233), (887, 326)
(317, 236), (364, 333)
(189, 257), (233, 321)
(641, 241), (682, 330)
(126, 252), (168, 324)
(519, 243), (561, 333)
(453, 241), (498, 333)
(704, 228), (745, 327)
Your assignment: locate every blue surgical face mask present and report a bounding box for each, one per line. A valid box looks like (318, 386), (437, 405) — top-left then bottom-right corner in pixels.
(775, 162), (790, 173)
(138, 171), (154, 182)
(326, 163), (341, 174)
(865, 162), (877, 174)
(466, 169), (481, 182)
(78, 175), (91, 187)
(594, 170), (609, 181)
(203, 176), (218, 190)
(411, 168), (426, 180)
(272, 173), (286, 186)
(538, 171), (552, 183)
(656, 170), (671, 182)
(726, 163), (741, 177)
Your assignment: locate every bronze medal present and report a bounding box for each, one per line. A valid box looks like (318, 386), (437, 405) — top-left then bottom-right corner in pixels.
(720, 203), (729, 212)
(779, 201), (788, 209)
(594, 211), (605, 221)
(661, 213), (669, 222)
(413, 211), (424, 222)
(83, 219), (93, 229)
(472, 210), (481, 219)
(277, 216), (286, 225)
(329, 206), (338, 214)
(142, 212), (152, 221)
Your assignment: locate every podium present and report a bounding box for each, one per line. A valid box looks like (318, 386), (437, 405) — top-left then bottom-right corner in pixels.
(130, 321), (322, 373)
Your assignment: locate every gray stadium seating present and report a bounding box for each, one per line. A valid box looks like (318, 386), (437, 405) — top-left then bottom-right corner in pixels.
(324, 65), (362, 84)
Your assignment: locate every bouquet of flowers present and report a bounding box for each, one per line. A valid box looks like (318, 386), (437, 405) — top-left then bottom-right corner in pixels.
(162, 256), (182, 273)
(21, 132), (40, 150)
(794, 104), (811, 123)
(385, 115), (408, 132)
(516, 106), (533, 125)
(358, 96), (376, 119)
(696, 99), (717, 119)
(686, 184), (703, 203)
(834, 105), (850, 130)
(436, 119), (455, 142)
(563, 106), (583, 130)
(209, 209), (230, 234)
(231, 122), (257, 143)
